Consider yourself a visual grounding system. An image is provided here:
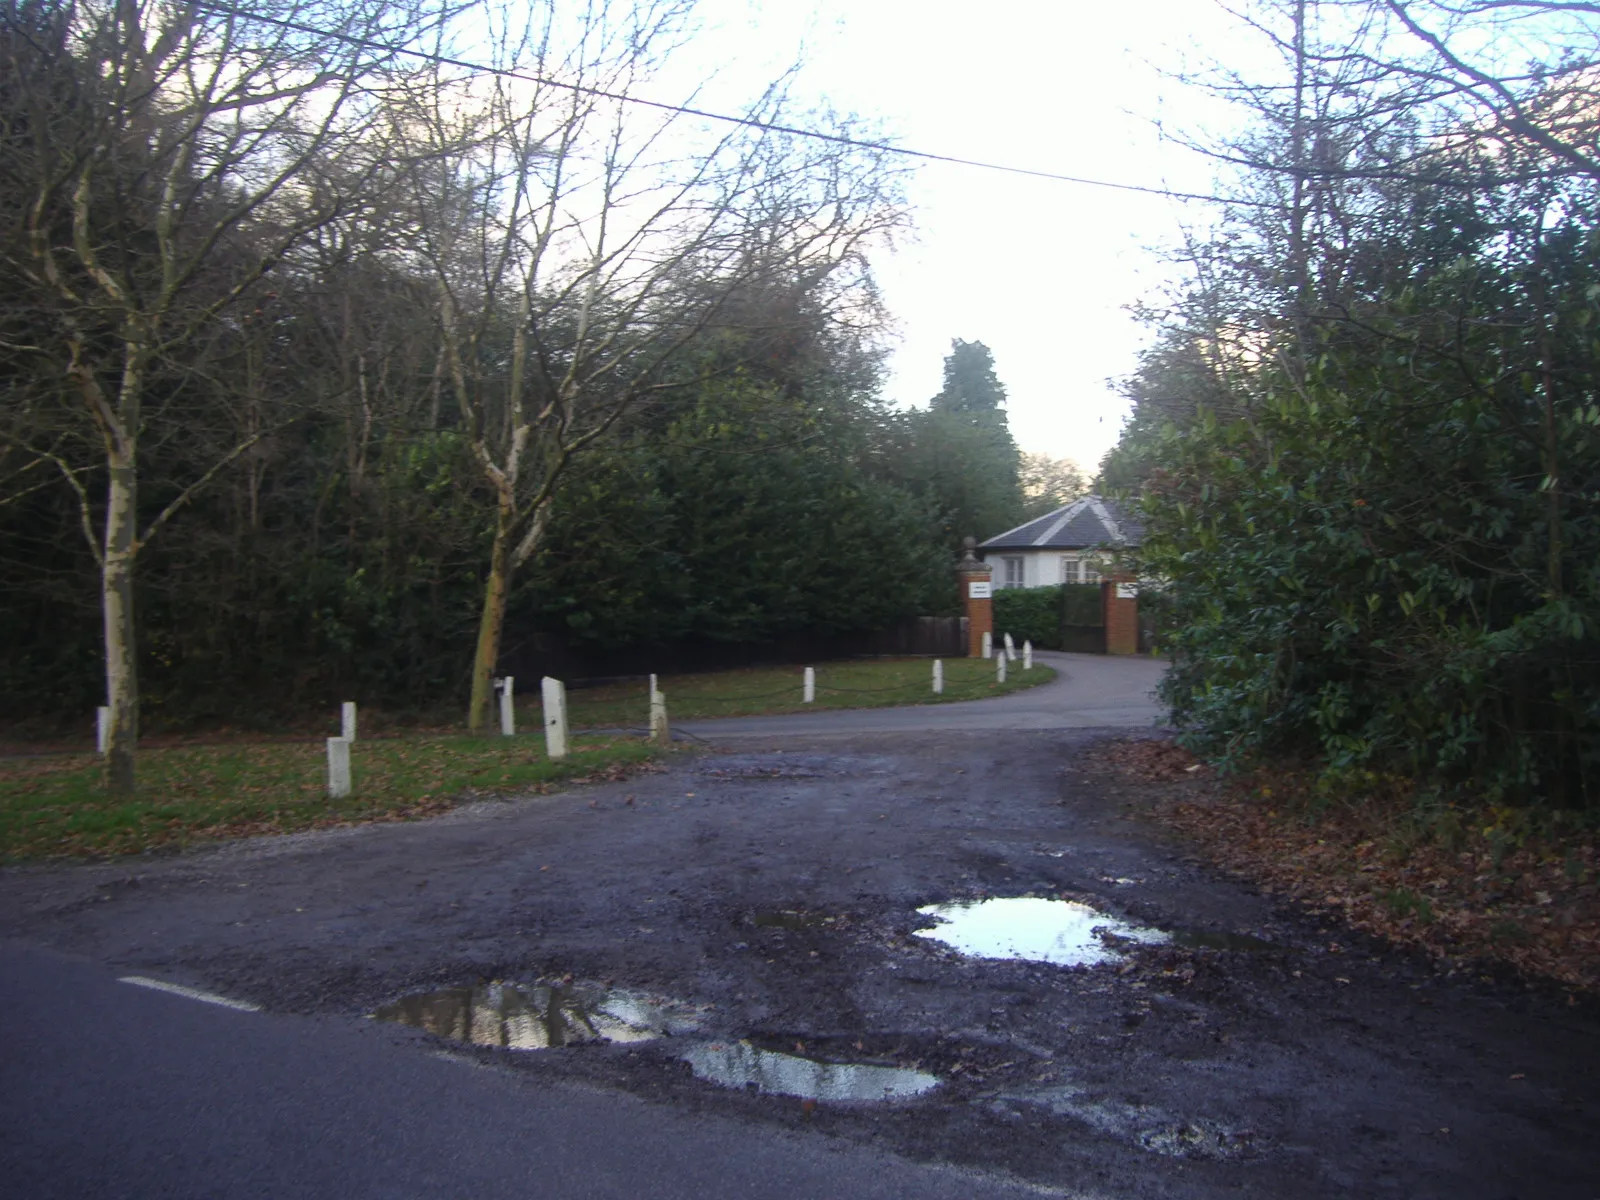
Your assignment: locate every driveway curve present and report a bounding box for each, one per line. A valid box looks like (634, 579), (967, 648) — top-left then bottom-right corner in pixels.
(675, 651), (1168, 739)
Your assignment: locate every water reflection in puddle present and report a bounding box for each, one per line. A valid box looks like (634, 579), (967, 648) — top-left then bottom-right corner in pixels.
(683, 1041), (938, 1101)
(914, 897), (1169, 966)
(374, 981), (703, 1049)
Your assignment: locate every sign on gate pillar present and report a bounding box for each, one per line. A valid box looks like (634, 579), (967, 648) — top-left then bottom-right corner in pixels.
(956, 537), (993, 659)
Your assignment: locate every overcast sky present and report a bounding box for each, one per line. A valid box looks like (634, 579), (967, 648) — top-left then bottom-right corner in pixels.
(674, 0), (1261, 471)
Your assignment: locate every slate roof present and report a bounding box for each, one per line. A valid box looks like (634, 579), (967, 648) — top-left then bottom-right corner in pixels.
(978, 495), (1144, 551)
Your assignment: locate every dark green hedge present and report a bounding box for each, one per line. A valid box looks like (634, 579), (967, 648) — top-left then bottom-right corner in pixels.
(992, 583), (1106, 652)
(994, 585), (1063, 650)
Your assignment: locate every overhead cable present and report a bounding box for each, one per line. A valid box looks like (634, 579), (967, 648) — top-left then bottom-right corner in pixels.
(191, 1), (1285, 211)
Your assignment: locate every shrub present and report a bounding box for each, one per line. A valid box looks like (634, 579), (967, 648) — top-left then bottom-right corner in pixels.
(994, 585), (1064, 650)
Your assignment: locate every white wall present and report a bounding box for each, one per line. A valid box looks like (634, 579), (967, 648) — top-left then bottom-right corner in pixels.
(983, 550), (1107, 588)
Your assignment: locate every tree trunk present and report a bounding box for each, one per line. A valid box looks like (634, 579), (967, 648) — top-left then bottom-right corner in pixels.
(102, 458), (139, 794)
(468, 507), (515, 732)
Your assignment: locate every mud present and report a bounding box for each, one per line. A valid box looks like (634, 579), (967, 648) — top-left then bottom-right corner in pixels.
(2, 728), (1598, 1197)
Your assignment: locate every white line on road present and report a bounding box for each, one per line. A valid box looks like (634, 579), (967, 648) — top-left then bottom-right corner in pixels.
(118, 975), (261, 1012)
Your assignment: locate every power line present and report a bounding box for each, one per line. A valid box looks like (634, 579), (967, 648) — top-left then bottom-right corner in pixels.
(192, 1), (1283, 211)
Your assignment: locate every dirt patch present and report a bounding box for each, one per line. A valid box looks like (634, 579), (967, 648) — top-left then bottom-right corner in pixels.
(1091, 738), (1600, 996)
(1, 729), (1597, 1197)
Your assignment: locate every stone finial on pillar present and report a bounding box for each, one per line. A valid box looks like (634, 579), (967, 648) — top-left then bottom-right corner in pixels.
(956, 536), (993, 659)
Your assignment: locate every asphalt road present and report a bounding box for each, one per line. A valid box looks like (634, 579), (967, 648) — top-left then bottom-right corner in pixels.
(677, 651), (1168, 738)
(0, 942), (1047, 1200)
(2, 657), (1169, 1200)
(6, 656), (1595, 1198)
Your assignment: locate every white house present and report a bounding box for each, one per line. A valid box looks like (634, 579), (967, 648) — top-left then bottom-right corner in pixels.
(978, 494), (1143, 590)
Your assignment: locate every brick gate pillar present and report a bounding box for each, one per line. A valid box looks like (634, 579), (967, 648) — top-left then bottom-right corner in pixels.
(1102, 573), (1139, 655)
(957, 537), (993, 658)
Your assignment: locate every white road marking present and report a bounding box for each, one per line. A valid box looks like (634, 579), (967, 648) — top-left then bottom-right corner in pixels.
(117, 976), (261, 1012)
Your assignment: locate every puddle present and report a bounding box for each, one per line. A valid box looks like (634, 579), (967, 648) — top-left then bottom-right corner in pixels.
(1168, 929), (1277, 952)
(752, 909), (834, 930)
(374, 981), (703, 1049)
(683, 1041), (938, 1101)
(914, 897), (1169, 966)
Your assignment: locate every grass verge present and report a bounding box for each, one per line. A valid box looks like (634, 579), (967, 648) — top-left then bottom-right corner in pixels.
(557, 656), (1055, 728)
(1096, 739), (1600, 996)
(0, 735), (663, 862)
(1, 656), (1051, 862)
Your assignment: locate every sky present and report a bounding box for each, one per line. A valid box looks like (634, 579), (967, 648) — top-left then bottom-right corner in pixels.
(670, 0), (1263, 471)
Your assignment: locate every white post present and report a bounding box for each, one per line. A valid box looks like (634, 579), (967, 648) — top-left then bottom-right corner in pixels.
(649, 687), (669, 744)
(96, 706), (110, 755)
(803, 666), (816, 703)
(1023, 640), (1033, 670)
(326, 737), (352, 798)
(541, 676), (568, 759)
(499, 676), (515, 737)
(996, 653), (1008, 684)
(1003, 632), (1016, 661)
(341, 701), (357, 742)
(932, 659), (943, 695)
(981, 630), (992, 659)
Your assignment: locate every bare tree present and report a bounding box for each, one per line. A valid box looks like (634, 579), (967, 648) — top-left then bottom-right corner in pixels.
(0, 0), (444, 791)
(388, 0), (905, 731)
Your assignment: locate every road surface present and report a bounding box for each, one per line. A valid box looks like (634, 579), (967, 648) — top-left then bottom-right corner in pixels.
(677, 651), (1168, 738)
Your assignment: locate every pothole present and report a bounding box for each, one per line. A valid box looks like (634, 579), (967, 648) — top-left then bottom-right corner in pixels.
(1168, 928), (1277, 952)
(373, 980), (704, 1049)
(1005, 1085), (1259, 1160)
(752, 909), (835, 930)
(914, 897), (1169, 966)
(682, 1040), (939, 1101)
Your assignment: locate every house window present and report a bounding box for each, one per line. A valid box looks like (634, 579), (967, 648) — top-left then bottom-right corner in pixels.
(1061, 556), (1102, 584)
(1002, 556), (1025, 588)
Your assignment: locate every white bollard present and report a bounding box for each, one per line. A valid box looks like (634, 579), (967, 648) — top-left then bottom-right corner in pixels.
(1023, 640), (1033, 670)
(499, 676), (515, 737)
(326, 737), (352, 798)
(96, 706), (110, 755)
(981, 630), (992, 659)
(541, 676), (568, 759)
(341, 701), (357, 742)
(996, 653), (1008, 684)
(932, 659), (943, 695)
(649, 687), (669, 744)
(803, 666), (816, 703)
(1004, 632), (1016, 661)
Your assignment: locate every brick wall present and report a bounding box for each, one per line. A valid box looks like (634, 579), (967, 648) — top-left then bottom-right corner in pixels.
(1103, 577), (1138, 656)
(961, 569), (993, 658)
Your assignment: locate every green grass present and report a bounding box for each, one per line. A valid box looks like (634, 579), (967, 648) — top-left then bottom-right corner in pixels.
(0, 735), (662, 862)
(1, 656), (1053, 862)
(553, 656), (1057, 729)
